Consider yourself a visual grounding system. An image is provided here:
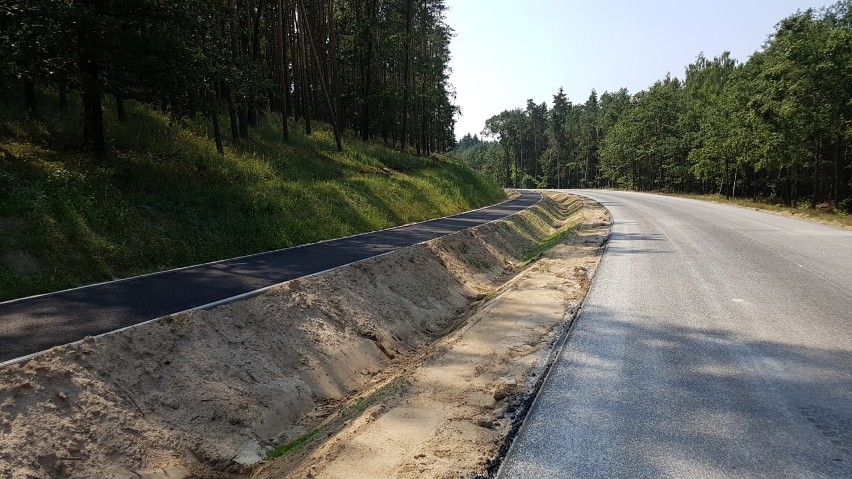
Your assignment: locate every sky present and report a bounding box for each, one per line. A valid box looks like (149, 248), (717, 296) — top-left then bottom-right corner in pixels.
(445, 0), (833, 140)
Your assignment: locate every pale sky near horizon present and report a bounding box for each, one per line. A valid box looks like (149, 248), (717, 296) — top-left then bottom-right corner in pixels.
(446, 0), (833, 140)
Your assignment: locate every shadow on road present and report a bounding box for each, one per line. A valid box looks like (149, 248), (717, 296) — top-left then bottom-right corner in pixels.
(510, 309), (852, 478)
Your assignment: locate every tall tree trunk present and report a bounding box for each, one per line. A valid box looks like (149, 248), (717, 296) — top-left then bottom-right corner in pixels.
(278, 0), (290, 141)
(291, 9), (302, 122)
(246, 0), (258, 128)
(400, 0), (412, 151)
(811, 137), (821, 209)
(832, 139), (840, 203)
(238, 104), (249, 138)
(226, 86), (240, 141)
(23, 78), (38, 119)
(504, 144), (510, 188)
(210, 89), (224, 155)
(418, 54), (427, 156)
(297, 15), (312, 135)
(533, 150), (538, 179)
(298, 0), (342, 152)
(79, 0), (106, 159)
(58, 83), (67, 110)
(732, 166), (738, 199)
(82, 87), (105, 159)
(792, 166), (799, 207)
(115, 95), (127, 123)
(359, 0), (377, 141)
(630, 157), (636, 191)
(328, 0), (342, 132)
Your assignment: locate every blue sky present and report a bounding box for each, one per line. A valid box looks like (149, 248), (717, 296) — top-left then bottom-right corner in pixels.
(446, 0), (833, 140)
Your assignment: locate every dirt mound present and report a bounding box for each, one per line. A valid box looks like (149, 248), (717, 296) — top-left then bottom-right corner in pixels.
(255, 196), (610, 479)
(0, 193), (585, 479)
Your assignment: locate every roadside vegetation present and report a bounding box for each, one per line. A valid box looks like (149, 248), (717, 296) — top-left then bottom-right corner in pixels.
(0, 90), (503, 301)
(676, 194), (852, 230)
(0, 0), (507, 301)
(453, 1), (852, 216)
(520, 222), (581, 267)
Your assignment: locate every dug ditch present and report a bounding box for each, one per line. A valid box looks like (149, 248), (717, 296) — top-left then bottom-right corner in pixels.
(0, 192), (610, 479)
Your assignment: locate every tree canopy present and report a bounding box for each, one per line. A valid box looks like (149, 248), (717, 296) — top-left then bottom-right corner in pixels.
(453, 1), (852, 210)
(1, 0), (459, 157)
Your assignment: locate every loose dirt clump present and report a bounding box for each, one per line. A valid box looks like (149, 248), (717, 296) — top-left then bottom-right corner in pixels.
(0, 192), (606, 479)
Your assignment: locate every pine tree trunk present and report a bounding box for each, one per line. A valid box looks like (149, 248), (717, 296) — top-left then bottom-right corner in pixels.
(504, 145), (510, 188)
(298, 20), (312, 135)
(400, 0), (412, 151)
(328, 0), (343, 131)
(82, 90), (105, 159)
(23, 78), (38, 119)
(279, 0), (291, 141)
(58, 83), (67, 110)
(116, 95), (127, 123)
(226, 86), (240, 141)
(811, 138), (821, 209)
(80, 4), (106, 160)
(210, 90), (224, 155)
(298, 0), (341, 151)
(359, 0), (377, 141)
(238, 104), (249, 138)
(832, 139), (840, 203)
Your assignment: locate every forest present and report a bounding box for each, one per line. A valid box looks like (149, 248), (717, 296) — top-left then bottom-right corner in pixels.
(454, 2), (852, 210)
(0, 0), (457, 157)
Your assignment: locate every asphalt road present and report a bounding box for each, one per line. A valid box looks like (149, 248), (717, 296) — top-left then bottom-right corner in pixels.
(501, 190), (852, 479)
(0, 191), (541, 363)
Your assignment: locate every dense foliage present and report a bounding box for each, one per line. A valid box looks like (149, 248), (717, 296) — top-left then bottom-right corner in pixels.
(454, 2), (852, 209)
(0, 0), (457, 157)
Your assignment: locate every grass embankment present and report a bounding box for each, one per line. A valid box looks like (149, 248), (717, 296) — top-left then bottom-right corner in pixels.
(0, 91), (504, 301)
(676, 194), (852, 229)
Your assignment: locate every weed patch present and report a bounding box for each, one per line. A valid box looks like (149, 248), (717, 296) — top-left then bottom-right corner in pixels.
(520, 222), (580, 267)
(674, 194), (852, 229)
(338, 376), (411, 419)
(265, 429), (320, 460)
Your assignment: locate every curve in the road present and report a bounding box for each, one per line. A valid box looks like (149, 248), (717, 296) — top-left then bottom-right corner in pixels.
(0, 190), (541, 363)
(500, 190), (852, 479)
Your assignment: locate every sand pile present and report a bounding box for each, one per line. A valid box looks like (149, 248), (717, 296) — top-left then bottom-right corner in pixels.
(0, 193), (583, 479)
(255, 195), (611, 479)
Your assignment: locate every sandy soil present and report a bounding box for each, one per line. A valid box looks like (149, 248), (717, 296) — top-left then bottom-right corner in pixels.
(252, 196), (610, 479)
(0, 192), (597, 479)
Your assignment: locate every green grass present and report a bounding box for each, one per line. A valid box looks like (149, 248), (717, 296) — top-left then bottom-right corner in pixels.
(0, 87), (504, 301)
(337, 376), (410, 419)
(520, 221), (580, 267)
(265, 428), (320, 460)
(263, 376), (410, 460)
(676, 194), (852, 229)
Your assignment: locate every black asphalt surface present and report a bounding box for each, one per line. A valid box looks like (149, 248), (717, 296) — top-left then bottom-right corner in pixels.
(0, 191), (541, 363)
(500, 190), (852, 479)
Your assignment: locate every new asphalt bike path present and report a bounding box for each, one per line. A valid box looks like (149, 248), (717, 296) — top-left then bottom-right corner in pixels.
(0, 191), (541, 363)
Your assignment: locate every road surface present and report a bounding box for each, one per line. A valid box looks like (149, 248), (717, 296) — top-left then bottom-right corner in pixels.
(501, 190), (852, 478)
(0, 191), (541, 363)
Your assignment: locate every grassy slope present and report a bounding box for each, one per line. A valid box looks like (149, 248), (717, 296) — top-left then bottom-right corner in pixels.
(0, 92), (504, 301)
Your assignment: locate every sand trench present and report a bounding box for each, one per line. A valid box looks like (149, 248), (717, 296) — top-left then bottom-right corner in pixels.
(0, 192), (609, 479)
